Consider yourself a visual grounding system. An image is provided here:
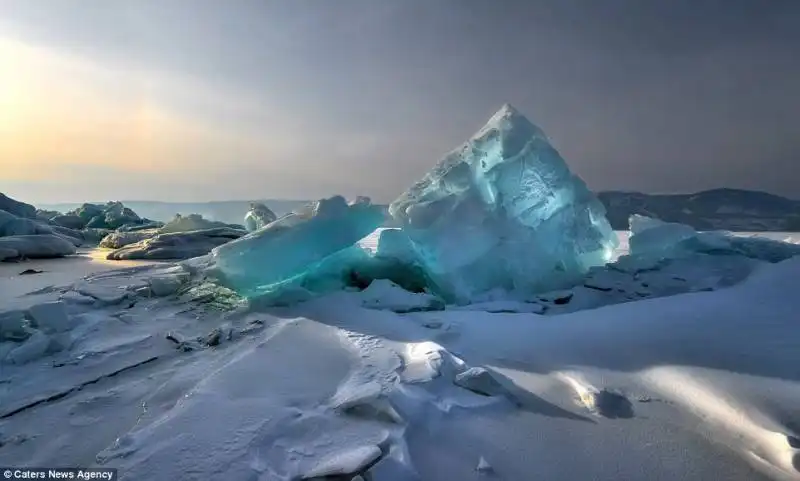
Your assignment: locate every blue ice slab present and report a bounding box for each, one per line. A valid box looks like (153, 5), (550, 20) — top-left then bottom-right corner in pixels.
(210, 196), (385, 298)
(627, 215), (800, 263)
(389, 104), (617, 302)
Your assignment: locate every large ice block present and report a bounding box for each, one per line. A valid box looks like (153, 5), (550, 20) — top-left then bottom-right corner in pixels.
(210, 196), (385, 298)
(389, 104), (617, 302)
(628, 215), (800, 263)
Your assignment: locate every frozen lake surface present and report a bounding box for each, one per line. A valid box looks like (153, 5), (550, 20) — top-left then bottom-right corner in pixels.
(0, 232), (799, 481)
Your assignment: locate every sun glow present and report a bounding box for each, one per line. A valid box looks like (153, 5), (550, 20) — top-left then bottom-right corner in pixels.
(0, 37), (269, 184)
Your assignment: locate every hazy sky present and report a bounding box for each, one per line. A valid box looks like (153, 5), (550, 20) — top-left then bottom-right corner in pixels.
(1, 0), (798, 204)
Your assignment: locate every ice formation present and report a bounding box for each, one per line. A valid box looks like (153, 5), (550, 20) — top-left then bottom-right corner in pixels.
(628, 215), (800, 263)
(159, 213), (237, 234)
(388, 104), (617, 301)
(211, 196), (385, 298)
(243, 202), (277, 232)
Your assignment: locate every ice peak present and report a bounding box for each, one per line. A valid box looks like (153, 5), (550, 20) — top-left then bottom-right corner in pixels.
(498, 102), (520, 116)
(486, 103), (522, 126)
(475, 103), (544, 143)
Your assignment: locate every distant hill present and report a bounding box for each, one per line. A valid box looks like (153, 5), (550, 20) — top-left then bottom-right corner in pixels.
(34, 189), (800, 232)
(599, 188), (800, 231)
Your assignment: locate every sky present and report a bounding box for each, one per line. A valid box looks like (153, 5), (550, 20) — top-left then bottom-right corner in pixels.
(0, 0), (798, 204)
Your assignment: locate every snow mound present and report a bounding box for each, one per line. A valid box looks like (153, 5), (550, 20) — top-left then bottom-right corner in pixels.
(358, 279), (444, 313)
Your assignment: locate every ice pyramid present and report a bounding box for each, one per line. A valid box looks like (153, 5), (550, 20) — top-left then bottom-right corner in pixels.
(389, 104), (617, 301)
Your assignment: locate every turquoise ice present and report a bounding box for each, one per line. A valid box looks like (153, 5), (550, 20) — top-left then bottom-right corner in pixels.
(210, 196), (385, 298)
(389, 104), (617, 302)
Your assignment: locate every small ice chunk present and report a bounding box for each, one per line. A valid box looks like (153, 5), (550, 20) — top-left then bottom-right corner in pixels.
(454, 367), (511, 397)
(60, 291), (98, 305)
(148, 275), (186, 297)
(302, 445), (382, 478)
(401, 342), (450, 383)
(27, 301), (72, 333)
(476, 456), (493, 473)
(0, 310), (27, 340)
(77, 285), (129, 305)
(244, 203), (277, 232)
(8, 330), (50, 364)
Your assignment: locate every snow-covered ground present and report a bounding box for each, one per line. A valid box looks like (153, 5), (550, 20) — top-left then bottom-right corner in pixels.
(1, 233), (799, 480)
(0, 248), (163, 310)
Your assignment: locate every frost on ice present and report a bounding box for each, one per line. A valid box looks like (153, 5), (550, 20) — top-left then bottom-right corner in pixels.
(388, 104), (617, 302)
(210, 196), (385, 298)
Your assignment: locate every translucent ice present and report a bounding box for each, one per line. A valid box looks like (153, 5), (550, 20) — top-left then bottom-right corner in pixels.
(389, 104), (617, 301)
(628, 215), (800, 263)
(210, 196), (385, 298)
(243, 202), (277, 232)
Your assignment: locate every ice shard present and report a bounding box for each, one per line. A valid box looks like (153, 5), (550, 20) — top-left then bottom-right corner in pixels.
(389, 104), (617, 301)
(244, 203), (277, 232)
(210, 196), (385, 298)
